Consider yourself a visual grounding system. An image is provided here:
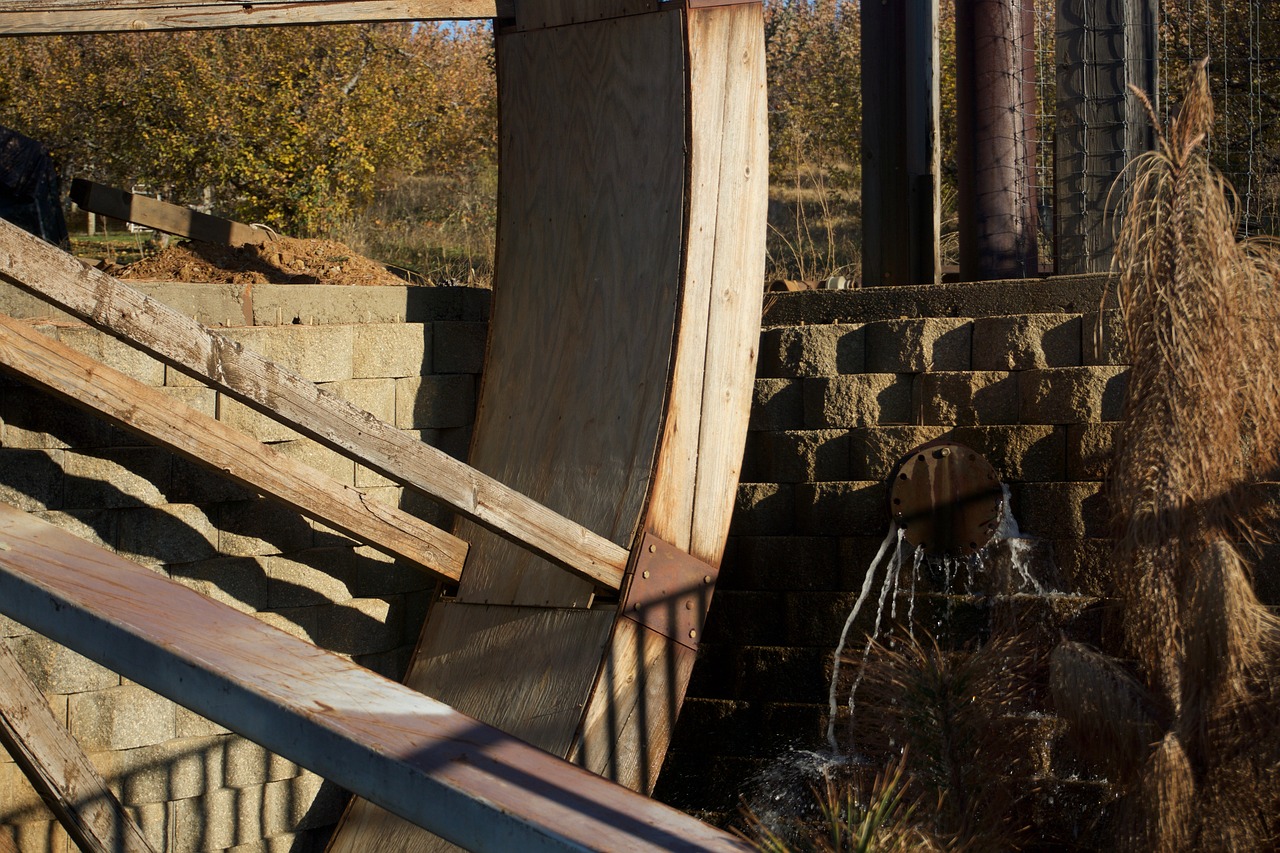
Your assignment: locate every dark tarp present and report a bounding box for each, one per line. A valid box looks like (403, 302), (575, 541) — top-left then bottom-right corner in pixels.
(0, 126), (69, 248)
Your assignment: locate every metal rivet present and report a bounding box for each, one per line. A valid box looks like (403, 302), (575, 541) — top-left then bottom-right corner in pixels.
(688, 629), (697, 639)
(685, 601), (693, 610)
(703, 575), (712, 584)
(648, 544), (656, 553)
(642, 570), (650, 579)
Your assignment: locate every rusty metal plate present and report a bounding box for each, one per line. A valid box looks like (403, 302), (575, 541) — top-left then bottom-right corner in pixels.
(889, 440), (1003, 558)
(622, 532), (717, 650)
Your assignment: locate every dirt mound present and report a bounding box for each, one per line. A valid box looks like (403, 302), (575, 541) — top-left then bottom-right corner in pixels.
(116, 235), (402, 286)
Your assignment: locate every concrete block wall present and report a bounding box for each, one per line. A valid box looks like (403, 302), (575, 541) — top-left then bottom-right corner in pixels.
(654, 277), (1134, 830)
(0, 282), (489, 852)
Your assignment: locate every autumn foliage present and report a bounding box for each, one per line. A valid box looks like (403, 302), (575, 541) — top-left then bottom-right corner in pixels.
(0, 23), (495, 236)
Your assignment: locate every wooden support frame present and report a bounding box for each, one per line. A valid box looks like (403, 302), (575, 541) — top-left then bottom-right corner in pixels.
(0, 642), (157, 853)
(71, 180), (268, 248)
(0, 311), (467, 579)
(0, 0), (511, 36)
(0, 218), (628, 591)
(0, 505), (749, 853)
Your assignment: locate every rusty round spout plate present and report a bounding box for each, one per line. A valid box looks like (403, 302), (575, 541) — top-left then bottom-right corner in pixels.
(889, 440), (1003, 558)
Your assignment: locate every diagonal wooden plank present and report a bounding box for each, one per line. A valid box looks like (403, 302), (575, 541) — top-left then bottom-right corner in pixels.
(0, 505), (750, 853)
(71, 180), (268, 248)
(0, 0), (511, 36)
(0, 218), (628, 591)
(0, 312), (466, 580)
(0, 642), (157, 853)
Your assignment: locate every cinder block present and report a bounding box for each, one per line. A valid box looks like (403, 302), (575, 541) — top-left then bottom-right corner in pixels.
(355, 645), (414, 681)
(1052, 538), (1114, 597)
(794, 481), (888, 536)
(223, 737), (300, 789)
(4, 633), (118, 694)
(749, 378), (804, 431)
(61, 447), (172, 509)
(730, 483), (795, 535)
(115, 503), (218, 567)
(804, 374), (914, 428)
(159, 385), (218, 418)
(353, 322), (430, 379)
(176, 707), (231, 739)
(702, 594), (786, 646)
(865, 318), (971, 372)
(1, 387), (131, 449)
(256, 608), (320, 643)
(263, 773), (344, 833)
(169, 456), (253, 504)
(0, 821), (70, 853)
(757, 324), (864, 377)
(262, 548), (358, 608)
(1, 760), (54, 823)
(0, 448), (64, 511)
(1018, 366), (1128, 424)
(1082, 309), (1128, 365)
(130, 281), (251, 328)
(316, 378), (396, 427)
(69, 684), (176, 751)
(751, 430), (849, 483)
(56, 326), (165, 385)
(848, 425), (946, 479)
(216, 394), (302, 443)
(945, 425), (1067, 482)
(125, 801), (170, 852)
(218, 498), (314, 557)
(395, 374), (476, 429)
(90, 737), (224, 805)
(914, 371), (1019, 426)
(1066, 422), (1117, 480)
(266, 439), (355, 487)
(0, 611), (33, 639)
(433, 320), (488, 374)
(430, 425), (473, 461)
(31, 509), (116, 551)
(972, 313), (1082, 370)
(220, 325), (354, 383)
(169, 556), (269, 613)
(312, 596), (403, 656)
(171, 786), (241, 852)
(1011, 482), (1108, 539)
(352, 545), (434, 598)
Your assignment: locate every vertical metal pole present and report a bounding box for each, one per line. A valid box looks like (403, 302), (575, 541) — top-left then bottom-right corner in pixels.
(861, 0), (940, 287)
(1054, 0), (1157, 274)
(956, 0), (1036, 280)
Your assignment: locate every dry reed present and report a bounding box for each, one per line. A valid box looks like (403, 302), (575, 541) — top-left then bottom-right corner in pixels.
(1050, 60), (1280, 850)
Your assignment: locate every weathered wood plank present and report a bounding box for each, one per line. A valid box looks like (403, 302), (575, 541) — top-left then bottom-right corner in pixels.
(0, 218), (628, 591)
(329, 602), (616, 852)
(0, 0), (508, 35)
(0, 505), (750, 853)
(0, 642), (157, 853)
(571, 616), (695, 793)
(71, 180), (266, 248)
(452, 7), (686, 607)
(509, 0), (657, 32)
(0, 311), (466, 579)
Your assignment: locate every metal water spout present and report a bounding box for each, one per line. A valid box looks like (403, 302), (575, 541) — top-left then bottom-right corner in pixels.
(889, 440), (1003, 559)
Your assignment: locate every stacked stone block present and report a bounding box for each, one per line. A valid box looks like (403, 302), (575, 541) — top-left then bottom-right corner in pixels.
(656, 283), (1131, 831)
(0, 283), (488, 852)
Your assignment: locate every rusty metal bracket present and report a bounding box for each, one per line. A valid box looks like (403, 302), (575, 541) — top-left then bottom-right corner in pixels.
(621, 532), (717, 650)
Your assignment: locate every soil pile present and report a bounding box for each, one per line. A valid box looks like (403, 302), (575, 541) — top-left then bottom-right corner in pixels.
(116, 235), (402, 286)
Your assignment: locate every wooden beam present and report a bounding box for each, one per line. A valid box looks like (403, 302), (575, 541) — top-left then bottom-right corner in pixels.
(0, 219), (629, 591)
(0, 312), (466, 580)
(70, 180), (266, 248)
(0, 642), (157, 853)
(0, 0), (510, 36)
(0, 505), (750, 853)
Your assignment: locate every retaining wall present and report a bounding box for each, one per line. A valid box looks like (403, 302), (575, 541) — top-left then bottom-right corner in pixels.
(0, 281), (488, 853)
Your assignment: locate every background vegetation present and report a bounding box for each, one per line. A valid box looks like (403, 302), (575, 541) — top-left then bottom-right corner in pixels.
(1, 0), (1277, 284)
